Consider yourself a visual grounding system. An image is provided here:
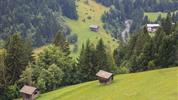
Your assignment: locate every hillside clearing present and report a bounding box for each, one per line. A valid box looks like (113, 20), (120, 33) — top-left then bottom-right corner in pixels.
(65, 0), (118, 57)
(32, 0), (118, 58)
(36, 67), (178, 100)
(145, 10), (178, 22)
(144, 12), (167, 21)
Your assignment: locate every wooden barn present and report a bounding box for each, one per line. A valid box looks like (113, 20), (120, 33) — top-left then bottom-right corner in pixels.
(96, 70), (113, 84)
(146, 24), (160, 33)
(89, 25), (99, 32)
(20, 85), (39, 100)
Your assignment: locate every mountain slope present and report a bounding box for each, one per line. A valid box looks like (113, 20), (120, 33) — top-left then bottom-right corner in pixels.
(33, 0), (118, 58)
(65, 0), (118, 57)
(36, 67), (178, 100)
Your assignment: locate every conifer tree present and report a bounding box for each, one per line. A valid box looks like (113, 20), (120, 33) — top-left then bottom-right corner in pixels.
(162, 12), (172, 35)
(5, 33), (30, 84)
(113, 44), (126, 66)
(53, 32), (70, 55)
(18, 63), (33, 86)
(156, 34), (177, 67)
(96, 39), (110, 71)
(54, 32), (66, 47)
(24, 37), (34, 62)
(78, 40), (97, 81)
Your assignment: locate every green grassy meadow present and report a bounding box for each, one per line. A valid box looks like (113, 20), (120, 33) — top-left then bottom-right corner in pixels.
(144, 10), (178, 22)
(33, 0), (118, 58)
(36, 67), (178, 100)
(65, 0), (118, 57)
(144, 12), (167, 22)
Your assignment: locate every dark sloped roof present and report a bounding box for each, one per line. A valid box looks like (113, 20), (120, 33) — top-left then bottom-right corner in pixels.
(96, 70), (113, 79)
(20, 85), (37, 95)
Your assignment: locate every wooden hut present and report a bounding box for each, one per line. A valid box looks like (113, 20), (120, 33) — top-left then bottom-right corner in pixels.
(146, 24), (160, 33)
(96, 70), (113, 84)
(89, 25), (99, 32)
(20, 85), (39, 100)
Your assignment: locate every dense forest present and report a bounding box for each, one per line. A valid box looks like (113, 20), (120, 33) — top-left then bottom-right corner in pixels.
(97, 0), (178, 41)
(0, 0), (78, 47)
(113, 13), (178, 72)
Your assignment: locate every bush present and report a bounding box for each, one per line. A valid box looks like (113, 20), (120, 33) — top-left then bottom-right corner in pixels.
(4, 84), (19, 100)
(148, 60), (156, 69)
(67, 34), (78, 44)
(82, 19), (86, 22)
(117, 66), (129, 74)
(87, 16), (92, 20)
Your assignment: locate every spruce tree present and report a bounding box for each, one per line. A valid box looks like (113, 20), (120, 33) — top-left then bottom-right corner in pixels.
(5, 33), (30, 84)
(24, 37), (34, 62)
(78, 40), (97, 81)
(96, 39), (109, 71)
(157, 34), (177, 67)
(53, 32), (70, 55)
(53, 32), (66, 47)
(113, 44), (126, 66)
(162, 13), (172, 35)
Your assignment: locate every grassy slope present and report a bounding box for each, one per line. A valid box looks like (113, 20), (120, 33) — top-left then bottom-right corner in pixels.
(144, 12), (167, 22)
(37, 67), (178, 100)
(65, 0), (118, 57)
(33, 0), (118, 58)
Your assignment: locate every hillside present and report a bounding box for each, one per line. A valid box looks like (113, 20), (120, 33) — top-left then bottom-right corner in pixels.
(36, 67), (178, 100)
(33, 0), (118, 58)
(65, 0), (118, 57)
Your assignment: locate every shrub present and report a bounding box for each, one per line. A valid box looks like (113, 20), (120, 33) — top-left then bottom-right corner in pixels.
(117, 66), (129, 74)
(73, 44), (78, 53)
(67, 34), (78, 44)
(87, 16), (92, 20)
(82, 19), (86, 22)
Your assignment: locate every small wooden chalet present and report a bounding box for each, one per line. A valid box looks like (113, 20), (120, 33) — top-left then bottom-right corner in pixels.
(146, 24), (160, 33)
(89, 25), (99, 32)
(96, 70), (113, 84)
(20, 85), (39, 100)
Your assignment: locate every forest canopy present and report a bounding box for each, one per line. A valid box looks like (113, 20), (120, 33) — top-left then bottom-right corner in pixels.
(0, 0), (78, 47)
(97, 0), (178, 41)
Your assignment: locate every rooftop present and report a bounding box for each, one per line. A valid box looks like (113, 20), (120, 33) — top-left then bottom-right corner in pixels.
(147, 24), (160, 27)
(20, 85), (37, 95)
(96, 70), (113, 79)
(89, 25), (99, 28)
